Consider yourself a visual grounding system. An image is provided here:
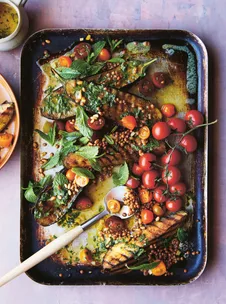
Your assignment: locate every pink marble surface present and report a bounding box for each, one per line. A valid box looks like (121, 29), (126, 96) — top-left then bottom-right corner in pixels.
(0, 0), (225, 303)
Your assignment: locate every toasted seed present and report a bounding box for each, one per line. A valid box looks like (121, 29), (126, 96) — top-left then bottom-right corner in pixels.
(50, 196), (56, 201)
(45, 39), (51, 44)
(57, 195), (62, 200)
(68, 190), (72, 195)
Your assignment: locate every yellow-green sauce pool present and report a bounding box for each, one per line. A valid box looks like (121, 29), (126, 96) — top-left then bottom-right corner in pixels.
(0, 3), (18, 39)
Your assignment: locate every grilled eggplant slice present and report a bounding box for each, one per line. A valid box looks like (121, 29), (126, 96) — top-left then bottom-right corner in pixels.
(0, 101), (14, 132)
(85, 59), (157, 89)
(103, 210), (187, 270)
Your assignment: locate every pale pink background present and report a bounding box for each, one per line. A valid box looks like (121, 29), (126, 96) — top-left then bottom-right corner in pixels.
(0, 0), (225, 303)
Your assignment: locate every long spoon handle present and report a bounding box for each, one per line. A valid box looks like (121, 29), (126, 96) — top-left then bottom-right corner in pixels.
(0, 225), (83, 287)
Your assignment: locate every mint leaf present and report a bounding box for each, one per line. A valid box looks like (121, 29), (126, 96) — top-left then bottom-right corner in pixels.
(55, 67), (81, 79)
(23, 176), (52, 203)
(108, 57), (125, 63)
(35, 123), (56, 146)
(177, 228), (188, 243)
(126, 261), (160, 271)
(75, 146), (99, 159)
(89, 159), (101, 172)
(24, 183), (37, 203)
(92, 41), (106, 62)
(75, 106), (93, 139)
(59, 130), (82, 142)
(52, 172), (68, 195)
(42, 151), (61, 170)
(112, 162), (129, 186)
(72, 167), (95, 179)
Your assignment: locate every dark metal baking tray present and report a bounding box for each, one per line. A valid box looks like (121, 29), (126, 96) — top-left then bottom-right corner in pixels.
(20, 29), (208, 285)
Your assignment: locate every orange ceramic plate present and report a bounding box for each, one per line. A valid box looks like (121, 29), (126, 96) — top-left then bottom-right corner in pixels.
(0, 74), (20, 169)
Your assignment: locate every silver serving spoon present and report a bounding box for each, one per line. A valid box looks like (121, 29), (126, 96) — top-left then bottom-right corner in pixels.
(0, 186), (133, 287)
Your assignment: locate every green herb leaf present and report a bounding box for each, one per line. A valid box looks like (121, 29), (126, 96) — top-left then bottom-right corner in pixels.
(72, 167), (95, 179)
(107, 37), (123, 52)
(52, 172), (68, 195)
(126, 261), (160, 271)
(177, 228), (189, 243)
(126, 41), (150, 54)
(75, 106), (93, 139)
(79, 136), (89, 145)
(55, 67), (81, 79)
(92, 41), (106, 62)
(24, 184), (38, 203)
(107, 57), (125, 63)
(89, 159), (101, 172)
(23, 176), (52, 203)
(112, 162), (129, 186)
(59, 130), (82, 142)
(75, 146), (99, 159)
(89, 62), (105, 75)
(104, 134), (114, 145)
(35, 123), (56, 146)
(42, 151), (61, 170)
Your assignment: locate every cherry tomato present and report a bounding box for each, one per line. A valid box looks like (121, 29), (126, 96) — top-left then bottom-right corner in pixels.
(138, 78), (155, 97)
(74, 174), (90, 187)
(142, 170), (160, 189)
(170, 182), (187, 196)
(75, 196), (93, 210)
(58, 56), (72, 67)
(152, 141), (166, 155)
(56, 120), (65, 131)
(126, 177), (140, 189)
(98, 48), (111, 61)
(180, 134), (197, 153)
(153, 185), (168, 203)
(152, 72), (169, 88)
(141, 209), (154, 224)
(185, 110), (204, 128)
(105, 216), (125, 232)
(0, 133), (13, 148)
(121, 115), (137, 130)
(161, 104), (176, 118)
(65, 120), (76, 133)
(87, 116), (105, 130)
(162, 166), (181, 186)
(66, 169), (76, 181)
(139, 153), (156, 171)
(138, 188), (153, 204)
(74, 43), (91, 59)
(138, 126), (151, 140)
(132, 163), (144, 176)
(166, 198), (182, 212)
(79, 248), (92, 264)
(167, 118), (186, 133)
(161, 149), (182, 166)
(107, 199), (121, 213)
(152, 260), (167, 276)
(152, 203), (166, 216)
(152, 122), (171, 140)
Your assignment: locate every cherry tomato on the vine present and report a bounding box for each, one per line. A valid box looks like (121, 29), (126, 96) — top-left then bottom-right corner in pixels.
(153, 185), (168, 203)
(142, 170), (160, 189)
(152, 203), (166, 216)
(138, 188), (153, 204)
(180, 134), (197, 153)
(161, 104), (176, 118)
(169, 182), (187, 196)
(162, 166), (181, 186)
(185, 110), (204, 128)
(166, 198), (182, 212)
(167, 118), (186, 133)
(152, 122), (171, 140)
(161, 149), (182, 166)
(132, 163), (144, 176)
(139, 153), (156, 171)
(126, 177), (140, 189)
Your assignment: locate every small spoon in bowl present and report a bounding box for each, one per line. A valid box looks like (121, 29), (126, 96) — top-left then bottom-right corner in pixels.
(0, 186), (133, 287)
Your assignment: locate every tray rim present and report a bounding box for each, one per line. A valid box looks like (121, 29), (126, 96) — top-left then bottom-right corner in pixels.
(20, 28), (208, 286)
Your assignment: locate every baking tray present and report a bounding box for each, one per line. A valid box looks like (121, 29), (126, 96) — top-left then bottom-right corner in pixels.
(20, 29), (208, 285)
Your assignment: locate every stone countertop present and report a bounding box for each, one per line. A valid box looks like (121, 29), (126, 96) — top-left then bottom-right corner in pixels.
(0, 0), (225, 303)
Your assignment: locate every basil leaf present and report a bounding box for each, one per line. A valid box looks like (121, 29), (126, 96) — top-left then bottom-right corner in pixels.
(55, 67), (81, 79)
(75, 106), (93, 139)
(35, 123), (56, 146)
(24, 185), (37, 203)
(177, 228), (188, 243)
(126, 41), (150, 54)
(42, 151), (61, 170)
(91, 41), (106, 62)
(108, 57), (125, 63)
(126, 261), (160, 271)
(72, 167), (95, 179)
(89, 159), (101, 172)
(53, 172), (68, 195)
(75, 146), (99, 159)
(104, 135), (114, 145)
(112, 162), (129, 186)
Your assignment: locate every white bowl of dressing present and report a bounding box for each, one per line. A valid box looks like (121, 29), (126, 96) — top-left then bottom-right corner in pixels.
(0, 0), (29, 51)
